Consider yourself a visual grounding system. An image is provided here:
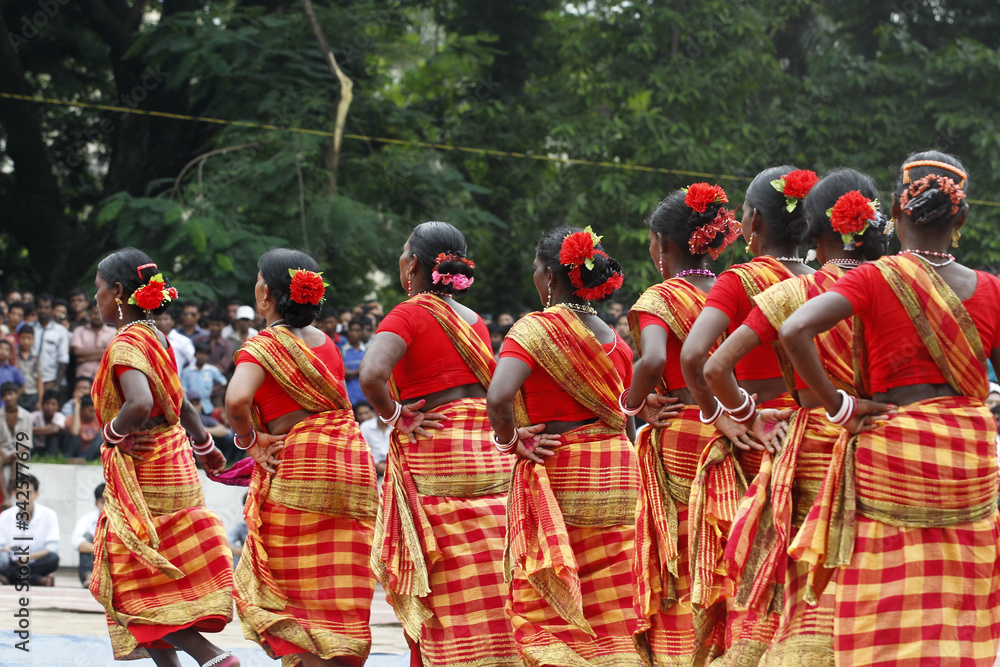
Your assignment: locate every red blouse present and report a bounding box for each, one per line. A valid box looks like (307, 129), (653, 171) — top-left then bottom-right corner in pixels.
(705, 266), (786, 381)
(830, 262), (1000, 394)
(236, 336), (344, 422)
(500, 332), (633, 422)
(114, 345), (178, 418)
(377, 301), (490, 398)
(636, 312), (688, 390)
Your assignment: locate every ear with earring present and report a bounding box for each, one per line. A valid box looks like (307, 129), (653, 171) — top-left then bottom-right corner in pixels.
(545, 283), (552, 308)
(952, 229), (962, 248)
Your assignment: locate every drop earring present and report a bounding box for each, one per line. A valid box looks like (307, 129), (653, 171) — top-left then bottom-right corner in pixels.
(658, 254), (664, 277)
(545, 283), (552, 308)
(116, 298), (123, 321)
(745, 232), (755, 254)
(407, 278), (412, 297)
(952, 229), (961, 248)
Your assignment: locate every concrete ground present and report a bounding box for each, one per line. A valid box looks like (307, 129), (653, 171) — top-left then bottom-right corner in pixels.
(0, 567), (409, 666)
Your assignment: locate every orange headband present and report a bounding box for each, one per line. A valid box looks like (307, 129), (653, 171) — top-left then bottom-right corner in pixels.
(902, 160), (967, 188)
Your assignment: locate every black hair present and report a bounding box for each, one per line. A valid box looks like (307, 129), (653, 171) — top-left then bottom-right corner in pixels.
(80, 396), (94, 409)
(894, 150), (969, 228)
(94, 482), (106, 501)
(227, 298), (242, 307)
(648, 189), (729, 259)
(407, 221), (475, 296)
(207, 309), (228, 324)
(180, 301), (200, 313)
(319, 308), (339, 321)
(804, 168), (890, 262)
(96, 248), (174, 316)
(53, 298), (68, 308)
(535, 226), (624, 303)
(89, 299), (98, 309)
(0, 340), (10, 351)
(7, 301), (24, 314)
(24, 474), (39, 492)
(42, 389), (59, 404)
(0, 382), (19, 395)
(75, 376), (93, 387)
(17, 327), (33, 338)
(347, 318), (366, 330)
(352, 400), (372, 412)
(258, 247), (323, 328)
(745, 165), (811, 245)
(37, 293), (54, 305)
(68, 288), (86, 299)
(194, 341), (211, 355)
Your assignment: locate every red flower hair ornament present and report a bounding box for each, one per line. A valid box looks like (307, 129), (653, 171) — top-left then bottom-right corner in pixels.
(771, 169), (819, 212)
(688, 207), (743, 260)
(288, 268), (328, 305)
(683, 183), (728, 213)
(128, 273), (177, 311)
(559, 226), (624, 301)
(827, 191), (880, 249)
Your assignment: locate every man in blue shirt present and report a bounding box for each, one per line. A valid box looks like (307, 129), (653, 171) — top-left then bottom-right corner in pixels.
(180, 342), (227, 414)
(0, 341), (25, 408)
(340, 318), (366, 406)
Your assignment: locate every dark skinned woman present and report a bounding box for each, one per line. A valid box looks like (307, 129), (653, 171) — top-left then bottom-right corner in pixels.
(360, 222), (519, 667)
(488, 226), (643, 667)
(781, 152), (1000, 665)
(679, 166), (818, 666)
(702, 168), (891, 664)
(226, 248), (378, 667)
(623, 184), (742, 665)
(89, 248), (237, 667)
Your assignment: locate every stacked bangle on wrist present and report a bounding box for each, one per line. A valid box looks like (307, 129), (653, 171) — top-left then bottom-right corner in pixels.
(699, 399), (723, 425)
(723, 388), (757, 424)
(379, 401), (402, 428)
(492, 430), (519, 454)
(103, 419), (127, 444)
(234, 429), (257, 451)
(192, 433), (215, 456)
(618, 388), (646, 417)
(825, 389), (857, 426)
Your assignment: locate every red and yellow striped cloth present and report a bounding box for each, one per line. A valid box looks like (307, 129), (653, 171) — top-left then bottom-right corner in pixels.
(374, 295), (518, 667)
(90, 324), (233, 660)
(235, 328), (378, 666)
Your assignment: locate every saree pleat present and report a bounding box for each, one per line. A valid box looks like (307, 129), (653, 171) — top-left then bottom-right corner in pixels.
(90, 325), (233, 661)
(234, 328), (378, 667)
(788, 255), (1000, 666)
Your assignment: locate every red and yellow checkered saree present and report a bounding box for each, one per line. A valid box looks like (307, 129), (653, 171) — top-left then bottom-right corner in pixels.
(372, 294), (518, 667)
(504, 307), (644, 667)
(90, 324), (234, 661)
(789, 256), (1000, 666)
(235, 327), (378, 667)
(629, 279), (725, 665)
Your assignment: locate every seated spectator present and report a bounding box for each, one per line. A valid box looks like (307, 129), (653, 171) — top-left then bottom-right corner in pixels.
(0, 474), (59, 586)
(155, 307), (195, 373)
(65, 396), (102, 462)
(0, 383), (32, 508)
(71, 482), (105, 586)
(61, 377), (93, 416)
(31, 390), (65, 457)
(31, 294), (70, 394)
(224, 305), (258, 350)
(186, 391), (238, 462)
(0, 340), (25, 407)
(70, 301), (114, 383)
(356, 400), (388, 478)
(178, 301), (206, 340)
(67, 288), (89, 330)
(353, 400), (374, 423)
(340, 318), (366, 405)
(15, 328), (41, 412)
(180, 344), (227, 415)
(192, 309), (235, 377)
(228, 492), (249, 569)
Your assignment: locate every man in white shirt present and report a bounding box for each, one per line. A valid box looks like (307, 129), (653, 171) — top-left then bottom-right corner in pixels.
(31, 295), (71, 393)
(0, 473), (60, 586)
(356, 401), (389, 478)
(155, 308), (196, 373)
(71, 482), (105, 586)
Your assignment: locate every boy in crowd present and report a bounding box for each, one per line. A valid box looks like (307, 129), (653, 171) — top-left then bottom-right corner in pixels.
(340, 318), (366, 405)
(192, 309), (235, 376)
(71, 482), (105, 587)
(0, 341), (25, 406)
(66, 395), (102, 462)
(0, 383), (32, 508)
(0, 474), (59, 586)
(181, 342), (227, 415)
(32, 391), (65, 457)
(16, 327), (42, 412)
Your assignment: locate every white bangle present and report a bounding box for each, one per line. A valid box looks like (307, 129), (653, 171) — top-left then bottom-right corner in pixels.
(825, 390), (856, 425)
(723, 388), (757, 424)
(379, 401), (402, 427)
(107, 418), (126, 442)
(699, 399), (724, 425)
(618, 388), (646, 417)
(234, 430), (257, 451)
(492, 430), (519, 454)
(103, 420), (127, 444)
(192, 433), (215, 455)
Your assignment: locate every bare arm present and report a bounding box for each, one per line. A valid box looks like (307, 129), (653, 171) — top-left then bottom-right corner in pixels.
(68, 397), (81, 436)
(680, 306), (731, 416)
(626, 324), (668, 404)
(486, 357), (553, 465)
(704, 324), (762, 411)
(778, 293), (853, 414)
(358, 332), (407, 420)
(113, 369), (155, 432)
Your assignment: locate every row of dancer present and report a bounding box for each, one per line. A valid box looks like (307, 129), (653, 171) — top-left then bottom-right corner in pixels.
(84, 147), (999, 667)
